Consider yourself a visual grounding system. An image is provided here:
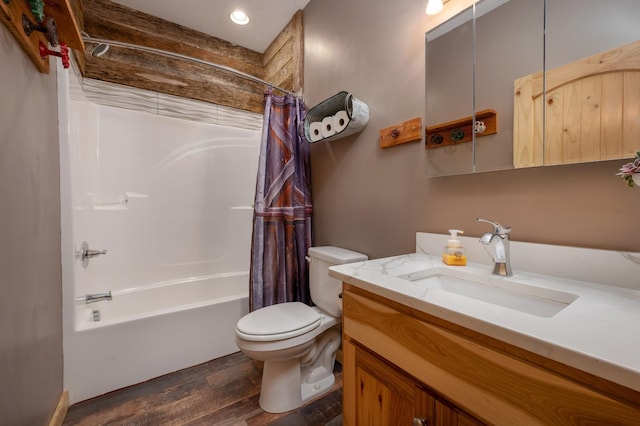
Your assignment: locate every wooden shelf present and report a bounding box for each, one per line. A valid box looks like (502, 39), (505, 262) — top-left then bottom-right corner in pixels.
(425, 108), (497, 149)
(1, 0), (83, 74)
(379, 117), (422, 148)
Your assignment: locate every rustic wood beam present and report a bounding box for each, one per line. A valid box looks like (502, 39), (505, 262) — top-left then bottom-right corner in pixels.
(79, 0), (304, 113)
(84, 45), (265, 112)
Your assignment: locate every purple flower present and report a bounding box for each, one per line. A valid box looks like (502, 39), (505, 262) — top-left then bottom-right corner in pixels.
(616, 152), (640, 187)
(616, 158), (640, 176)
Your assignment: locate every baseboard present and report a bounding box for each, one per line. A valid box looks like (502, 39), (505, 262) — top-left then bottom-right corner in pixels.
(49, 390), (69, 426)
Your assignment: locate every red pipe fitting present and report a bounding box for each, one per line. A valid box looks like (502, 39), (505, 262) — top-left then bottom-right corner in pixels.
(39, 41), (69, 69)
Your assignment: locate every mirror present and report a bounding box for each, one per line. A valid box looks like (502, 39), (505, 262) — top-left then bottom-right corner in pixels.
(425, 5), (475, 176)
(540, 0), (640, 168)
(426, 0), (640, 176)
(474, 0), (543, 172)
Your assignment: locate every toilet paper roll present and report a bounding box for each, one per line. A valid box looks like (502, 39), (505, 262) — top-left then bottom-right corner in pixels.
(333, 110), (350, 133)
(321, 116), (336, 138)
(308, 122), (324, 142)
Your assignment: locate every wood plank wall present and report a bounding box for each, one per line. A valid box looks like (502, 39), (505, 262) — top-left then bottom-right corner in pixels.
(79, 0), (303, 113)
(263, 10), (304, 95)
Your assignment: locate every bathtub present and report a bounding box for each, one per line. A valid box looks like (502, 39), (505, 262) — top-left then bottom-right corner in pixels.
(65, 272), (249, 403)
(58, 70), (262, 404)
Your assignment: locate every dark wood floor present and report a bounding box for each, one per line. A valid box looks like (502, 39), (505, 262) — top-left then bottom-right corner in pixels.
(63, 351), (343, 426)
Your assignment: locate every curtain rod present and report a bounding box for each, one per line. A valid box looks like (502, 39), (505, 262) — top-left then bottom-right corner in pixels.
(81, 36), (298, 98)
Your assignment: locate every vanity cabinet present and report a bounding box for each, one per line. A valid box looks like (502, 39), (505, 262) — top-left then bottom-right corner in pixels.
(342, 284), (640, 425)
(352, 343), (482, 425)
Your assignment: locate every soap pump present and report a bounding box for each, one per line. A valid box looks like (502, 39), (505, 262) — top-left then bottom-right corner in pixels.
(442, 229), (467, 266)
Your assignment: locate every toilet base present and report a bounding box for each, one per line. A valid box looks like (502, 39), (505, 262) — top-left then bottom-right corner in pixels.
(259, 358), (303, 413)
(258, 363), (338, 414)
(301, 374), (335, 402)
(258, 329), (341, 413)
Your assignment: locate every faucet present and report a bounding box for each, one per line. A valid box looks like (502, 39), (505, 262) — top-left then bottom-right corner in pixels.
(477, 218), (512, 277)
(77, 292), (112, 304)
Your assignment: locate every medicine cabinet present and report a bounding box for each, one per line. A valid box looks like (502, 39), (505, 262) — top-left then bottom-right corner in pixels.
(425, 0), (640, 177)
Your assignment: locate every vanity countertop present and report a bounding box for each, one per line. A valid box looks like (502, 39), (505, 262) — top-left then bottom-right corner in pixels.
(330, 252), (640, 393)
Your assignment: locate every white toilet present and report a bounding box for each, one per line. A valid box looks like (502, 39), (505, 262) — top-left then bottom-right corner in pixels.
(235, 246), (368, 413)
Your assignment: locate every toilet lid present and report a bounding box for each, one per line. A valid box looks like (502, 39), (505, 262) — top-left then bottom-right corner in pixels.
(236, 302), (321, 342)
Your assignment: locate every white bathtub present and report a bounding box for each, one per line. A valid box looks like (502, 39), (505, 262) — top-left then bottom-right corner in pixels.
(59, 71), (262, 404)
(66, 272), (249, 403)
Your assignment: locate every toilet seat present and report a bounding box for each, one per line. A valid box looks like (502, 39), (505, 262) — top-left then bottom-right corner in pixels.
(236, 302), (321, 342)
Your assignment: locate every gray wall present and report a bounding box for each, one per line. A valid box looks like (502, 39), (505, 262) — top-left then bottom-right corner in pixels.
(0, 25), (63, 425)
(304, 0), (640, 260)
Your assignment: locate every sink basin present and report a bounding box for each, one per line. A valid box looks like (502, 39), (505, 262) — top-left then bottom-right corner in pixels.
(400, 269), (578, 318)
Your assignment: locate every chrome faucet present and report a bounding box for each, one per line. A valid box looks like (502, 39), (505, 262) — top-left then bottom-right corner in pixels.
(78, 241), (108, 268)
(77, 292), (112, 304)
(477, 218), (512, 277)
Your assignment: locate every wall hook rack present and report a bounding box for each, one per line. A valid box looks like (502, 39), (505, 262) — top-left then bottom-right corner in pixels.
(22, 14), (57, 45)
(39, 40), (69, 68)
(379, 117), (423, 148)
(425, 109), (497, 149)
(1, 0), (84, 73)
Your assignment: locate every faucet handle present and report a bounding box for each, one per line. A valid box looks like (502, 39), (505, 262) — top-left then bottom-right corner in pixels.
(476, 218), (511, 235)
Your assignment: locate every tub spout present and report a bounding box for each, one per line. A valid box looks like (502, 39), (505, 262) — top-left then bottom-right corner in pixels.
(77, 292), (112, 304)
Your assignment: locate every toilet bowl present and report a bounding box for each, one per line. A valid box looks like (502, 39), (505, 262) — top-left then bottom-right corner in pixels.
(235, 246), (367, 413)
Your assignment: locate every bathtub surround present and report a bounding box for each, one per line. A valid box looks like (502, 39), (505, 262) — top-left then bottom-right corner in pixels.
(59, 61), (261, 403)
(250, 91), (313, 311)
(74, 75), (263, 131)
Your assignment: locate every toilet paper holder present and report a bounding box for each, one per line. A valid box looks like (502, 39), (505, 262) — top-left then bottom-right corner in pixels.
(304, 91), (370, 143)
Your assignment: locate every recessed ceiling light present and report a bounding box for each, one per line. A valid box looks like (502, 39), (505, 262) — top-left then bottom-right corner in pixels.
(230, 10), (250, 25)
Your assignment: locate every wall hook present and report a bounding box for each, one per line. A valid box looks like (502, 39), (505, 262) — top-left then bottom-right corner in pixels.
(39, 41), (69, 68)
(28, 0), (44, 22)
(22, 14), (58, 46)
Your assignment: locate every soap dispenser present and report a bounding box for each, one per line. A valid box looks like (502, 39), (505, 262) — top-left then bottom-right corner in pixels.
(443, 229), (467, 266)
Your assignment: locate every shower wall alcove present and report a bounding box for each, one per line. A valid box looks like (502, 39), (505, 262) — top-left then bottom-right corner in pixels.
(59, 60), (263, 403)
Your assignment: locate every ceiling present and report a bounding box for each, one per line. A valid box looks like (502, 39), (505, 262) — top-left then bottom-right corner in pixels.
(112, 0), (311, 53)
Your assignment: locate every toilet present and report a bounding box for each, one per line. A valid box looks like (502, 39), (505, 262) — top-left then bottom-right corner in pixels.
(235, 246), (368, 413)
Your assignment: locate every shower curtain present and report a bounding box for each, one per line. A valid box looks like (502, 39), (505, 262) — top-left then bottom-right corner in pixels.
(250, 90), (312, 311)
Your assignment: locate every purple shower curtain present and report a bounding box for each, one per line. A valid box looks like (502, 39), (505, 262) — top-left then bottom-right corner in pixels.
(249, 90), (312, 311)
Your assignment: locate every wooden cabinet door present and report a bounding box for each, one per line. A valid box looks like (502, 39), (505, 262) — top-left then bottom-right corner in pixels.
(354, 345), (434, 425)
(435, 399), (484, 426)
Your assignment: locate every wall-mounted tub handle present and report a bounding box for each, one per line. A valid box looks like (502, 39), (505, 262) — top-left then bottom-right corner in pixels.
(85, 249), (107, 259)
(78, 241), (107, 268)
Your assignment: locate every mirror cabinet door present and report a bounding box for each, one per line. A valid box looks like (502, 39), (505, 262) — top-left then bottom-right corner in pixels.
(542, 0), (640, 167)
(425, 6), (475, 177)
(475, 0), (543, 173)
(426, 0), (544, 176)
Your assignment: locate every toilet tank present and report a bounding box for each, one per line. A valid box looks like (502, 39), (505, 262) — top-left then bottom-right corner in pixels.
(308, 246), (368, 317)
